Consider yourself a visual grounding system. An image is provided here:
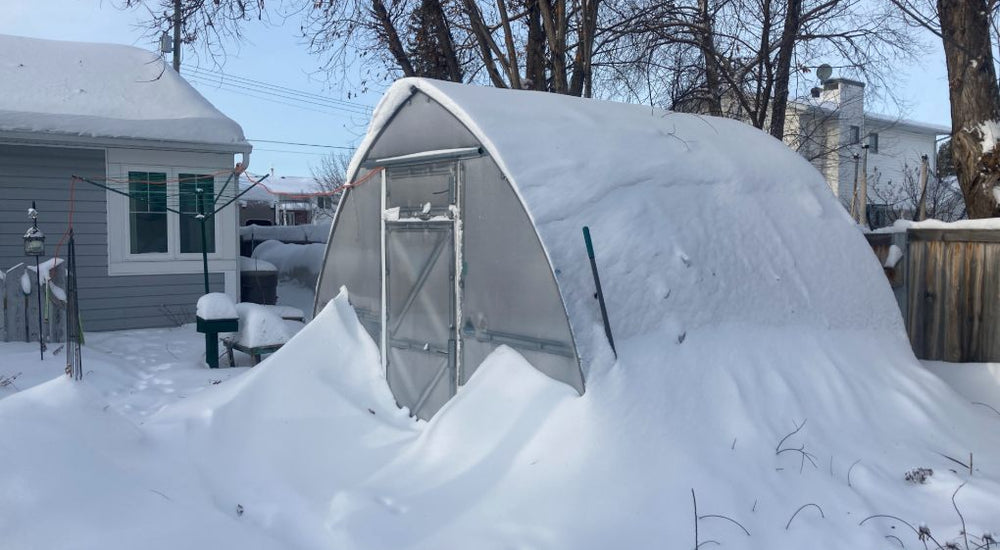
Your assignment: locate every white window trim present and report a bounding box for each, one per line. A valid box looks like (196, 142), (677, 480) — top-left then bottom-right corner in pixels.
(107, 159), (239, 277)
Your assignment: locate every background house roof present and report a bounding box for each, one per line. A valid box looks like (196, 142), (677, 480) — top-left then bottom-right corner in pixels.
(0, 34), (249, 149)
(788, 100), (950, 135)
(239, 174), (325, 205)
(864, 112), (951, 134)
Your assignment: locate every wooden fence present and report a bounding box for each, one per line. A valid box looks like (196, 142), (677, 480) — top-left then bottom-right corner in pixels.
(1, 259), (66, 344)
(867, 229), (1000, 362)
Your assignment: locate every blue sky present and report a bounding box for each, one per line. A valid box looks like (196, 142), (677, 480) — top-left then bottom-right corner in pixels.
(2, 0), (952, 176)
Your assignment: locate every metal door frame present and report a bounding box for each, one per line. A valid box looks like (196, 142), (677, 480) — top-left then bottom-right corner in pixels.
(379, 161), (464, 417)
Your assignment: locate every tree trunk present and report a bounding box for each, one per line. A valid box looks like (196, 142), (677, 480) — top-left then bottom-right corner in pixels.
(697, 0), (722, 116)
(372, 0), (416, 77)
(568, 0), (599, 96)
(939, 0), (1000, 218)
(524, 0), (547, 90)
(425, 0), (464, 81)
(461, 0), (509, 87)
(769, 0), (802, 139)
(536, 0), (569, 92)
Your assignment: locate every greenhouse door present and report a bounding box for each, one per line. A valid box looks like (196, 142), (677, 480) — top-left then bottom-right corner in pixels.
(382, 162), (460, 420)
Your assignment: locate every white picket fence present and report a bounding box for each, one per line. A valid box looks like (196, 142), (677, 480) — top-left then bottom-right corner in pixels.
(0, 258), (67, 344)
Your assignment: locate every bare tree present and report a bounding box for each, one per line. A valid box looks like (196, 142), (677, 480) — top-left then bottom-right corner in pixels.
(604, 0), (918, 138)
(115, 0), (267, 69)
(890, 0), (1000, 218)
(870, 162), (965, 223)
(303, 0), (601, 95)
(310, 151), (353, 217)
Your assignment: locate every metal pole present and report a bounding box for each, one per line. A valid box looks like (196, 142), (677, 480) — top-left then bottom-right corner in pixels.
(197, 187), (210, 294)
(917, 154), (930, 221)
(850, 153), (860, 221)
(34, 255), (44, 360)
(583, 226), (616, 358)
(172, 0), (182, 71)
(859, 144), (870, 227)
(66, 229), (75, 378)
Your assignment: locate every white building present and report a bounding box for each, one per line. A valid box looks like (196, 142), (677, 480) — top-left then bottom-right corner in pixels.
(0, 35), (249, 330)
(238, 173), (337, 226)
(786, 78), (950, 226)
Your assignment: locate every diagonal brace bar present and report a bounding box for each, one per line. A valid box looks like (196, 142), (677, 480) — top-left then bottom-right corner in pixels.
(389, 232), (449, 337)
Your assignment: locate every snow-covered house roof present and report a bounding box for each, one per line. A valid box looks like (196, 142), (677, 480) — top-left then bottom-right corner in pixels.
(788, 100), (950, 135)
(0, 34), (249, 151)
(864, 112), (950, 135)
(319, 78), (901, 418)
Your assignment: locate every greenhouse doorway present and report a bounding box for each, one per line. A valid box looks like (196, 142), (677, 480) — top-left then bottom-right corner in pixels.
(382, 161), (461, 419)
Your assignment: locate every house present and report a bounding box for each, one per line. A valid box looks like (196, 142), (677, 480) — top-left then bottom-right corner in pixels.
(238, 173), (336, 227)
(0, 34), (250, 331)
(786, 78), (950, 226)
(314, 78), (888, 419)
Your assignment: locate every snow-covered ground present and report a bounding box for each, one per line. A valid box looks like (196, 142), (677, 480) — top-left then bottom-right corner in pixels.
(2, 293), (999, 550)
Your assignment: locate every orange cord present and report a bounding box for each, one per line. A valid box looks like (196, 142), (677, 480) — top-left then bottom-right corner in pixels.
(51, 175), (78, 265)
(52, 167), (381, 271)
(242, 166), (383, 200)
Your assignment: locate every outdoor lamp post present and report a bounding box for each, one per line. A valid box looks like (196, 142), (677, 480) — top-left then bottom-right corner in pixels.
(23, 201), (46, 360)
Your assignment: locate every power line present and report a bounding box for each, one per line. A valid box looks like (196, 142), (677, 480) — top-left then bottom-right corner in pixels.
(247, 139), (356, 150)
(186, 75), (370, 118)
(251, 147), (333, 156)
(182, 67), (373, 117)
(187, 67), (372, 112)
(184, 73), (369, 115)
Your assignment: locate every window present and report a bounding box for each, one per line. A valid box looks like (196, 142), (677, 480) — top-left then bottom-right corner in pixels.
(107, 149), (238, 278)
(128, 171), (168, 254)
(868, 132), (879, 154)
(117, 168), (219, 260)
(178, 173), (216, 253)
(849, 125), (860, 145)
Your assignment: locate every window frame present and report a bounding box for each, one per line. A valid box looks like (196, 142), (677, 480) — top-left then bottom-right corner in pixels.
(176, 172), (218, 255)
(126, 170), (171, 256)
(848, 125), (861, 145)
(108, 162), (231, 273)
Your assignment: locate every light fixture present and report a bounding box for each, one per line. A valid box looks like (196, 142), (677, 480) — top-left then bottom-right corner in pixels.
(23, 203), (45, 257)
(160, 31), (173, 54)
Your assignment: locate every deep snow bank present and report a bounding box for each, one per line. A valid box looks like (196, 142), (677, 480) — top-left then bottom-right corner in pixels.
(161, 294), (1000, 550)
(320, 325), (1000, 550)
(0, 368), (283, 550)
(148, 291), (420, 548)
(252, 239), (325, 288)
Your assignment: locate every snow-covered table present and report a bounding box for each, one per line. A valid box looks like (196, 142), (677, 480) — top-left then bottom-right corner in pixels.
(195, 293), (240, 369)
(222, 303), (305, 366)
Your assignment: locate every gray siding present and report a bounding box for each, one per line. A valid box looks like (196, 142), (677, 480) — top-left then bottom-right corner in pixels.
(0, 143), (223, 331)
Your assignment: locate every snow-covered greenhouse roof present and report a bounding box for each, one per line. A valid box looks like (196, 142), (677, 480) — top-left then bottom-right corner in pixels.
(357, 78), (899, 344)
(0, 34), (249, 150)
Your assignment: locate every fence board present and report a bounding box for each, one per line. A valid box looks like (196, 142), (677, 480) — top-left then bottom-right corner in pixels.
(2, 260), (67, 344)
(4, 264), (28, 342)
(876, 230), (1000, 363)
